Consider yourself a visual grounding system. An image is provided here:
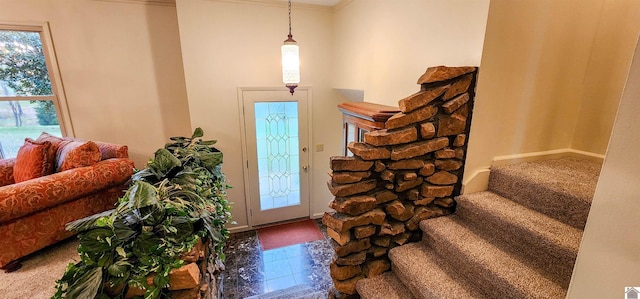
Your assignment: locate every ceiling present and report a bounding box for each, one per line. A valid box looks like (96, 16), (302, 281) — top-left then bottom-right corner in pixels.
(290, 0), (342, 6)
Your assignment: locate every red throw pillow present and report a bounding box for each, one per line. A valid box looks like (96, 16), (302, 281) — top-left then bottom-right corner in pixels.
(13, 139), (53, 183)
(56, 141), (102, 172)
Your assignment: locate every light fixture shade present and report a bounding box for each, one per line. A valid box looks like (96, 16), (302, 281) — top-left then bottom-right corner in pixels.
(281, 40), (300, 85)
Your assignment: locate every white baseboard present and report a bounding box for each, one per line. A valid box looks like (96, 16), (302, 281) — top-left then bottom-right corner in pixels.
(228, 213), (325, 233)
(564, 149), (606, 163)
(492, 148), (604, 167)
(228, 225), (251, 233)
(462, 148), (605, 194)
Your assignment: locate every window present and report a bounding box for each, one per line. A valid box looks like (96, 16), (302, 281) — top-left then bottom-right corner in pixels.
(0, 23), (71, 159)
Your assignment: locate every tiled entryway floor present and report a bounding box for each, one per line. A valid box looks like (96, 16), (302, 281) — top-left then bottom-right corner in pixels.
(221, 220), (334, 299)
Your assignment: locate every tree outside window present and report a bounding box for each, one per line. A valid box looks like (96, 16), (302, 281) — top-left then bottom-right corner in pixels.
(0, 29), (63, 158)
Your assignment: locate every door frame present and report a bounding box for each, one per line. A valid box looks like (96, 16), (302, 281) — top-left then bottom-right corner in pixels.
(237, 86), (313, 228)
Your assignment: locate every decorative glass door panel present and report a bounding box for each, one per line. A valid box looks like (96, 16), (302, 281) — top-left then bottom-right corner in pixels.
(255, 101), (300, 210)
(241, 89), (309, 226)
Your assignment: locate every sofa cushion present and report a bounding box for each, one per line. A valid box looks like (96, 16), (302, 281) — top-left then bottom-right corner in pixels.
(35, 132), (65, 169)
(61, 136), (128, 160)
(13, 139), (53, 183)
(35, 131), (65, 147)
(95, 142), (129, 160)
(56, 141), (101, 172)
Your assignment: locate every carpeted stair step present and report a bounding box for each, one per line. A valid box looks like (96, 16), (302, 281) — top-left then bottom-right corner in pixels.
(420, 216), (566, 299)
(455, 191), (582, 288)
(388, 242), (484, 298)
(488, 157), (601, 229)
(356, 272), (415, 299)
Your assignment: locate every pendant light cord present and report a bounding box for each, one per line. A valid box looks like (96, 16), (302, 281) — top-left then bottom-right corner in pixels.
(288, 0), (292, 36)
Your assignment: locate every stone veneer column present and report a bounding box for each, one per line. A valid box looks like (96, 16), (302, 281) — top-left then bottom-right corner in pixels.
(323, 66), (478, 296)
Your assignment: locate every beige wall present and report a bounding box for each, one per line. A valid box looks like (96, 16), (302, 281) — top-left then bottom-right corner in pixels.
(464, 0), (640, 189)
(175, 0), (341, 230)
(0, 0), (191, 167)
(332, 0), (490, 106)
(572, 0), (640, 154)
(567, 36), (640, 298)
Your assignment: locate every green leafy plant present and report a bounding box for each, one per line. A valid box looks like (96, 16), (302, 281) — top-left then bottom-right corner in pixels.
(53, 128), (232, 299)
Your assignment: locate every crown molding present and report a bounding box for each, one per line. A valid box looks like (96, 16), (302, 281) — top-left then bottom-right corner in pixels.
(203, 0), (332, 11)
(91, 0), (337, 10)
(90, 0), (176, 7)
(332, 0), (353, 12)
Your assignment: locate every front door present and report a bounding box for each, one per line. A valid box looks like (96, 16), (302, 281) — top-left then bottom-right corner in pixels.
(241, 88), (310, 226)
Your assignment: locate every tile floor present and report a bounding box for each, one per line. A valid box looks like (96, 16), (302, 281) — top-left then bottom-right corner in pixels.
(221, 219), (335, 299)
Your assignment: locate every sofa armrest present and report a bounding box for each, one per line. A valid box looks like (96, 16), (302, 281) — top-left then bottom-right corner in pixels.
(0, 158), (134, 224)
(0, 158), (16, 187)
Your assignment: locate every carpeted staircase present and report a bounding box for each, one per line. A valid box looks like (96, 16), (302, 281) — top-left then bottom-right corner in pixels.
(356, 157), (602, 298)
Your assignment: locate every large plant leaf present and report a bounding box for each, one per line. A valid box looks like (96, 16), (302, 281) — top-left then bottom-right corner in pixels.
(78, 227), (115, 253)
(127, 181), (158, 209)
(169, 190), (205, 204)
(198, 210), (223, 243)
(107, 260), (131, 278)
(191, 127), (204, 138)
(149, 148), (182, 179)
(66, 210), (114, 233)
(140, 205), (166, 226)
(131, 168), (158, 183)
(97, 251), (114, 268)
(168, 168), (198, 188)
(112, 216), (138, 242)
(199, 152), (223, 169)
(165, 216), (195, 243)
(198, 140), (217, 146)
(133, 231), (161, 258)
(64, 267), (103, 299)
(153, 265), (172, 290)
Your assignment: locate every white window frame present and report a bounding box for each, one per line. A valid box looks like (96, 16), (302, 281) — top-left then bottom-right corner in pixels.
(0, 21), (74, 137)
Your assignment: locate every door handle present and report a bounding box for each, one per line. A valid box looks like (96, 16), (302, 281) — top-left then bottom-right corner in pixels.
(302, 164), (308, 171)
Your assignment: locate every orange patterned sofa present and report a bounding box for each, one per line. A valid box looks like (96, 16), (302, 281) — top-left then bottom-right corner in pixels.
(0, 139), (134, 270)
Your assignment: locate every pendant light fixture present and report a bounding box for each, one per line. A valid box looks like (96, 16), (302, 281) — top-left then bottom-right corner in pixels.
(282, 0), (300, 95)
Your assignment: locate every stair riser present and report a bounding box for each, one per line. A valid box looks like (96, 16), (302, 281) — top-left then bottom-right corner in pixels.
(422, 232), (543, 298)
(455, 203), (576, 287)
(355, 272), (415, 299)
(488, 171), (590, 229)
(389, 243), (484, 299)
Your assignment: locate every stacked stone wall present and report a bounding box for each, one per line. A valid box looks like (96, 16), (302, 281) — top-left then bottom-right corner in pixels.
(323, 66), (478, 296)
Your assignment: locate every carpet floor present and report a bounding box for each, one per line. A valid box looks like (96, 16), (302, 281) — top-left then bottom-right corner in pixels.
(0, 238), (79, 299)
(356, 157), (602, 298)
